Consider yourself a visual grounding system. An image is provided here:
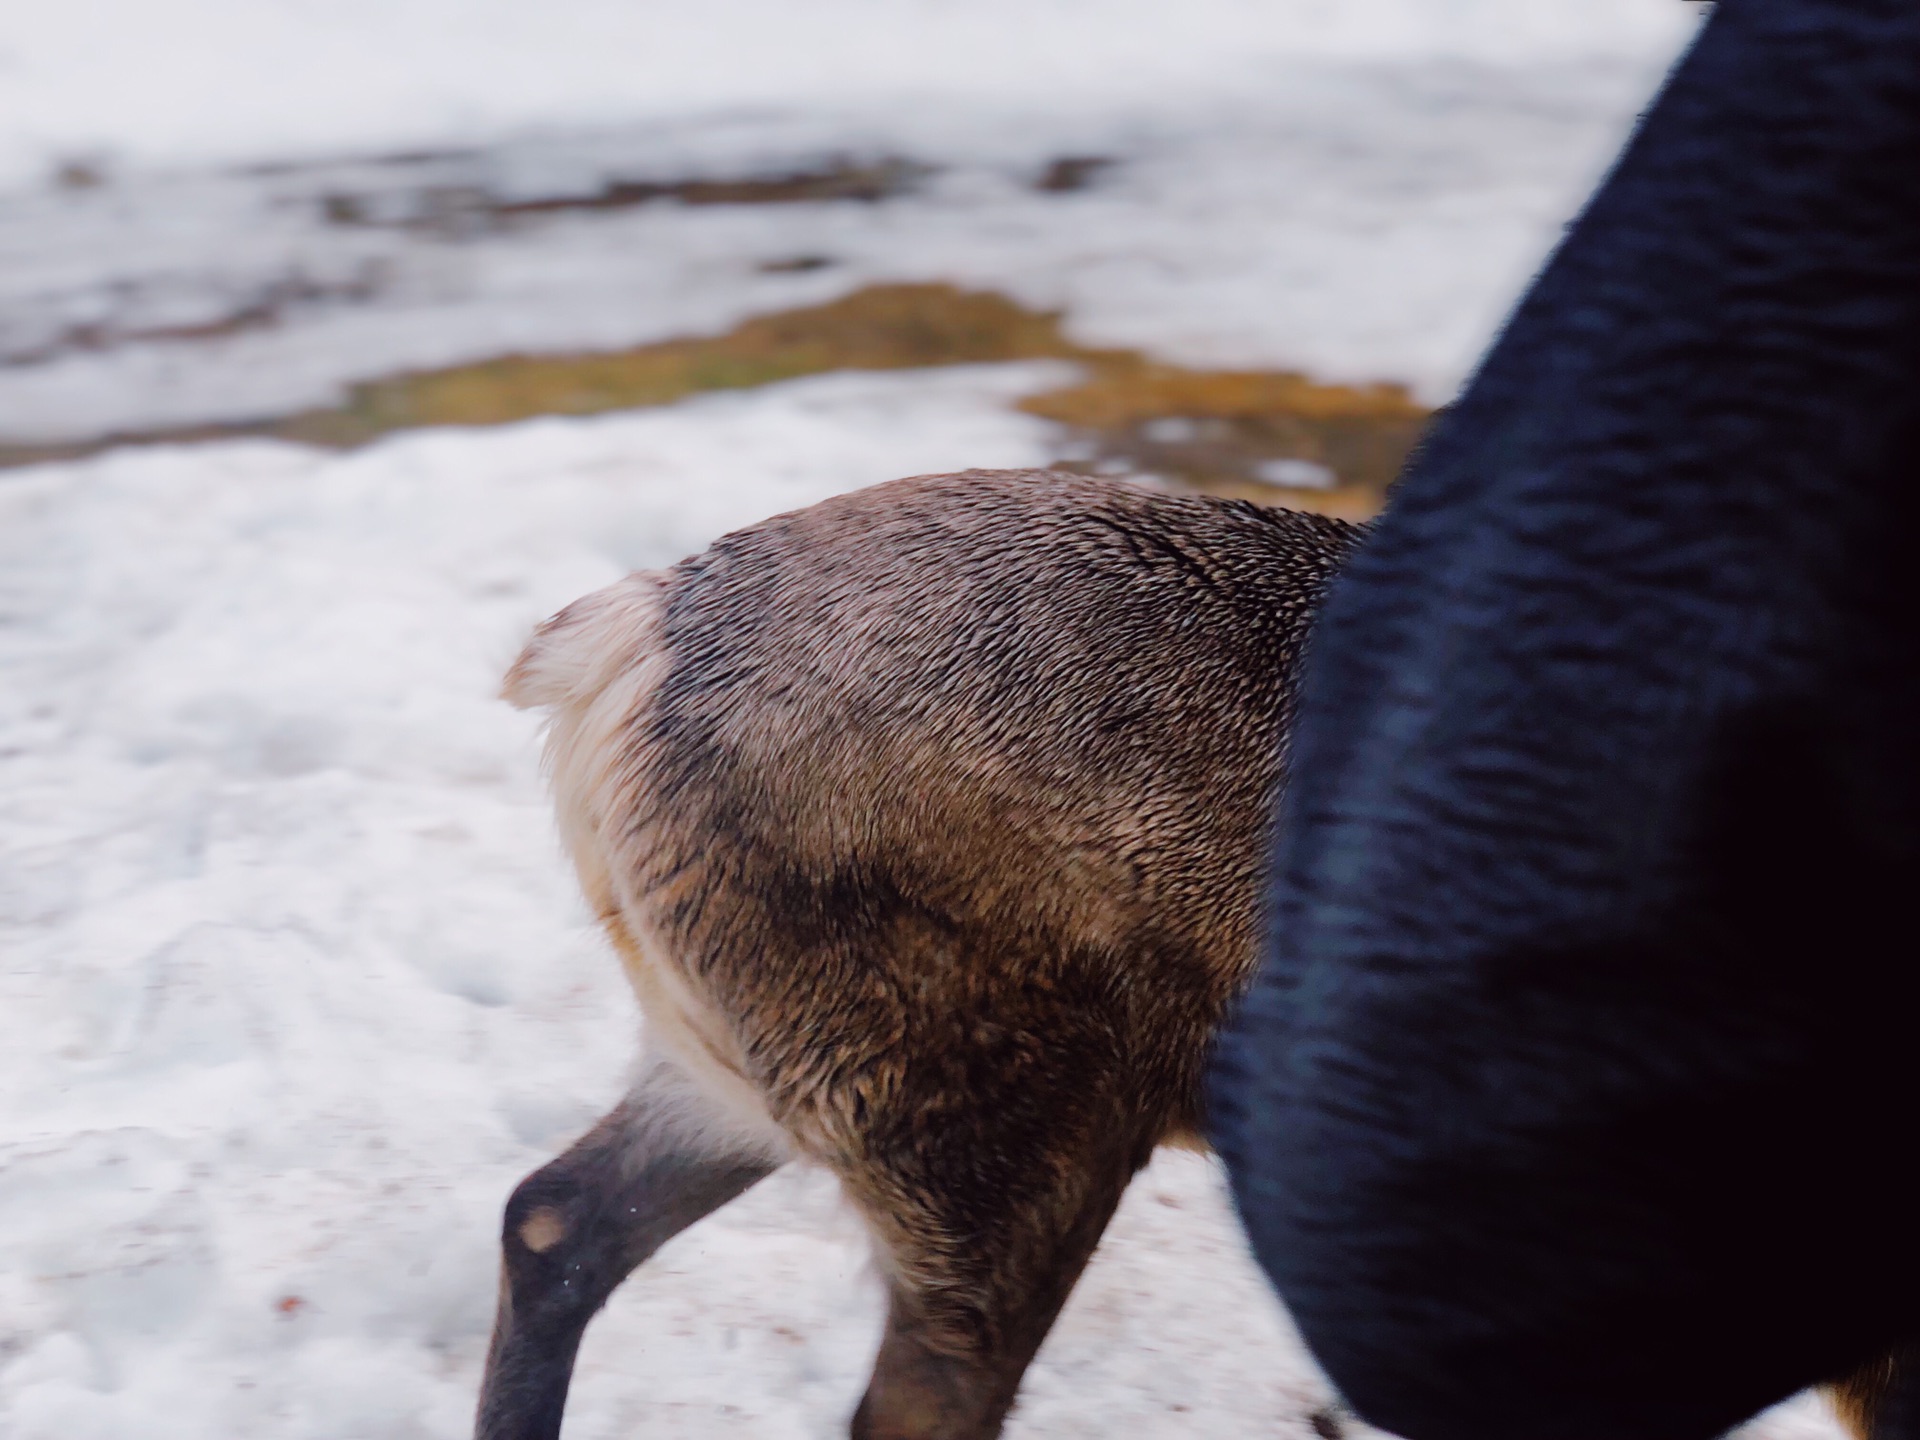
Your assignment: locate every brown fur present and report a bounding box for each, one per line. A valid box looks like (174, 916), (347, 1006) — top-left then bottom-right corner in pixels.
(1827, 1346), (1920, 1440)
(1830, 1362), (1893, 1440)
(481, 469), (1364, 1439)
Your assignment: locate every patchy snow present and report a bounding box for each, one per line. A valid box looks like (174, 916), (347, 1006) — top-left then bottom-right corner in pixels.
(0, 11), (1706, 444)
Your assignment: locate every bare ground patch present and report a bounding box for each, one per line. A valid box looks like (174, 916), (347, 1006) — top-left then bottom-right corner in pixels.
(316, 156), (934, 235)
(0, 284), (1426, 516)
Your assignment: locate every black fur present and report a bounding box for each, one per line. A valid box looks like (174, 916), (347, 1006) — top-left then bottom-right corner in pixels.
(1212, 2), (1920, 1438)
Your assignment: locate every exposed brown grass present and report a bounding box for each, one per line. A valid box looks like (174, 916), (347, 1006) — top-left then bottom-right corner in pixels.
(1022, 358), (1425, 520)
(275, 285), (1083, 446)
(0, 284), (1428, 516)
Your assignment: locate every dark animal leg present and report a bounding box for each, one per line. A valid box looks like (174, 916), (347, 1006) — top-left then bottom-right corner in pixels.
(474, 1059), (779, 1440)
(846, 1129), (1144, 1438)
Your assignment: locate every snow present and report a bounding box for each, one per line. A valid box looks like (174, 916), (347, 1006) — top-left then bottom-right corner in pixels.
(0, 1), (1699, 190)
(1, 9), (1706, 443)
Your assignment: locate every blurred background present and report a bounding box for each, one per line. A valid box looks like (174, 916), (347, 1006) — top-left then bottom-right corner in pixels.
(1, 0), (1717, 500)
(0, 3), (1847, 1438)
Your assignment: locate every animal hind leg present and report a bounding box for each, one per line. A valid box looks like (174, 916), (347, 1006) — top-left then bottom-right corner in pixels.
(844, 1108), (1152, 1439)
(475, 1056), (781, 1440)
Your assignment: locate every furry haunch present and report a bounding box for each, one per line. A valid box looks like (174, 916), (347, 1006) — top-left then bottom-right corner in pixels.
(481, 469), (1362, 1440)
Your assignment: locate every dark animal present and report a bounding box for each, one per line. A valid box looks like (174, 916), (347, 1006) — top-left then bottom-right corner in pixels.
(480, 470), (1362, 1440)
(1211, 2), (1920, 1439)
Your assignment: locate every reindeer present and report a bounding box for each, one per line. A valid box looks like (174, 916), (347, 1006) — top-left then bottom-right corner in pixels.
(478, 467), (1364, 1440)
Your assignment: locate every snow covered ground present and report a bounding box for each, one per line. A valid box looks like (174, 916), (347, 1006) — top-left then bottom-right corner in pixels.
(0, 58), (1686, 445)
(0, 2), (1860, 1437)
(0, 0), (1700, 188)
(2, 2), (1706, 446)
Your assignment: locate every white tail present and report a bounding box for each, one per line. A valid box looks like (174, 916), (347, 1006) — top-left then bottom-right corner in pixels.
(501, 571), (665, 712)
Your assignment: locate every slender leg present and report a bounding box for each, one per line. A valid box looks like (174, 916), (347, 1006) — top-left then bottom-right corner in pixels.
(845, 1125), (1147, 1440)
(475, 1059), (779, 1440)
